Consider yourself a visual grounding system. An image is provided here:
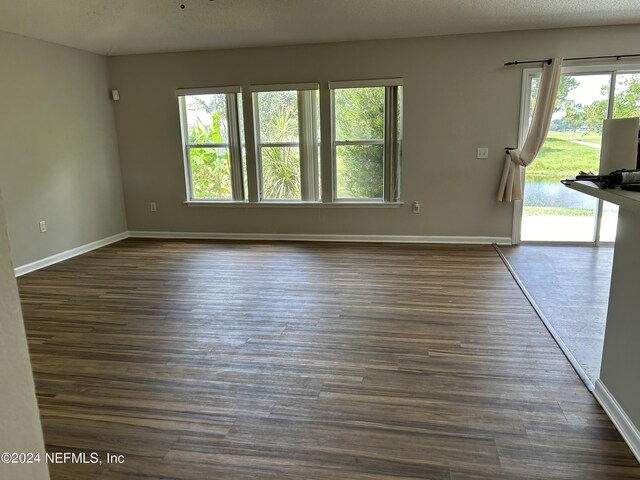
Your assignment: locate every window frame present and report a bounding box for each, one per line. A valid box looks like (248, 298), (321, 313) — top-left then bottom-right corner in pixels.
(514, 63), (640, 244)
(177, 79), (405, 207)
(251, 83), (320, 203)
(177, 86), (245, 202)
(330, 79), (403, 203)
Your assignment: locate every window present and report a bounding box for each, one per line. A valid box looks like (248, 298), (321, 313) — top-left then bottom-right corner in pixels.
(178, 87), (245, 201)
(177, 80), (403, 205)
(331, 80), (402, 202)
(518, 65), (640, 243)
(252, 84), (320, 201)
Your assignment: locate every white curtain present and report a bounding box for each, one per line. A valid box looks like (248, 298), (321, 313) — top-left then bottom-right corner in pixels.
(497, 57), (563, 202)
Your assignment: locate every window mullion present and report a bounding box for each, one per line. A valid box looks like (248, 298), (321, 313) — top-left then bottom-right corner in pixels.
(383, 86), (400, 202)
(226, 93), (244, 201)
(335, 140), (384, 146)
(187, 142), (229, 148)
(251, 92), (264, 201)
(298, 90), (319, 201)
(178, 97), (196, 201)
(185, 145), (195, 200)
(259, 142), (300, 148)
(329, 88), (337, 202)
(606, 71), (617, 119)
(594, 72), (619, 244)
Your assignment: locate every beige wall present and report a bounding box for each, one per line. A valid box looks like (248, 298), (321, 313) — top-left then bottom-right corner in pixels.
(0, 31), (127, 268)
(108, 25), (640, 239)
(0, 192), (49, 480)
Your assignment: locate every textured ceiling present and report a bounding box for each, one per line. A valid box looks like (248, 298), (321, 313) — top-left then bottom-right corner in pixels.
(0, 0), (639, 56)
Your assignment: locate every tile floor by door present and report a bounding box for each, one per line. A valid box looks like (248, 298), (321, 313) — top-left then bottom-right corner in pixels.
(499, 244), (613, 384)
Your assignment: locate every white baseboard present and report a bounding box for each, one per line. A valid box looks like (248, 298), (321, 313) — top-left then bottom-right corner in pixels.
(594, 379), (640, 463)
(128, 231), (512, 245)
(14, 231), (129, 277)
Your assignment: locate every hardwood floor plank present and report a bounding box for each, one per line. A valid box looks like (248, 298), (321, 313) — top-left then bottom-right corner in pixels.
(16, 239), (640, 479)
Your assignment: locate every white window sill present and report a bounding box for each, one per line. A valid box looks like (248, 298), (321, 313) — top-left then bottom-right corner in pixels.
(185, 201), (404, 209)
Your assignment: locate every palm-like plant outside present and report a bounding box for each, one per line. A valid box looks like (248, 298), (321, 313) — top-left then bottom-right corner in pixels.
(190, 113), (232, 199)
(188, 86), (399, 200)
(259, 96), (301, 200)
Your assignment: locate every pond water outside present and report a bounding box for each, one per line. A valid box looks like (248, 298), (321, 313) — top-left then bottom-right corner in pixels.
(524, 181), (597, 211)
(522, 181), (619, 242)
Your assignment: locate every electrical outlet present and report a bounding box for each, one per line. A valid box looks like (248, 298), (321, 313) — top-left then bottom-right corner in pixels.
(477, 147), (489, 159)
(39, 220), (47, 233)
(412, 201), (421, 214)
(150, 202), (157, 212)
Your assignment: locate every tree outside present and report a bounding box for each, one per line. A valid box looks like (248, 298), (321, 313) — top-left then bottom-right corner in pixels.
(186, 95), (233, 199)
(527, 73), (640, 186)
(256, 90), (302, 200)
(187, 88), (393, 201)
(522, 72), (640, 241)
(334, 87), (385, 198)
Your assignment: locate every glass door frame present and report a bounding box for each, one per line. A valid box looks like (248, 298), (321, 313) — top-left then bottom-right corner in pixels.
(512, 62), (640, 245)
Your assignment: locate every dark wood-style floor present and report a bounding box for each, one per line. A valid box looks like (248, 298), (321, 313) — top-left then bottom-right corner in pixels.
(18, 239), (640, 479)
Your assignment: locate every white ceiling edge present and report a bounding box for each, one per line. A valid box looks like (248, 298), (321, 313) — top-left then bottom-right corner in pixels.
(0, 0), (639, 56)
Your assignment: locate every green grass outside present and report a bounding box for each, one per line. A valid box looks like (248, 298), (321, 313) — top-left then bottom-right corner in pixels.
(526, 131), (601, 183)
(523, 206), (594, 217)
(546, 131), (602, 144)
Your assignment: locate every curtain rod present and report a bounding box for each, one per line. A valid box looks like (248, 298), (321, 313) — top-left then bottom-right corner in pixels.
(504, 53), (640, 66)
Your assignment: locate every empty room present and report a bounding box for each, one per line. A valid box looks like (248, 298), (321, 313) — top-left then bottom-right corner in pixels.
(1, 1), (640, 479)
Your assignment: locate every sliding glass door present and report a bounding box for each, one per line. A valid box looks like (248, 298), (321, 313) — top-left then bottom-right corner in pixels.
(519, 67), (640, 243)
(600, 73), (640, 242)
